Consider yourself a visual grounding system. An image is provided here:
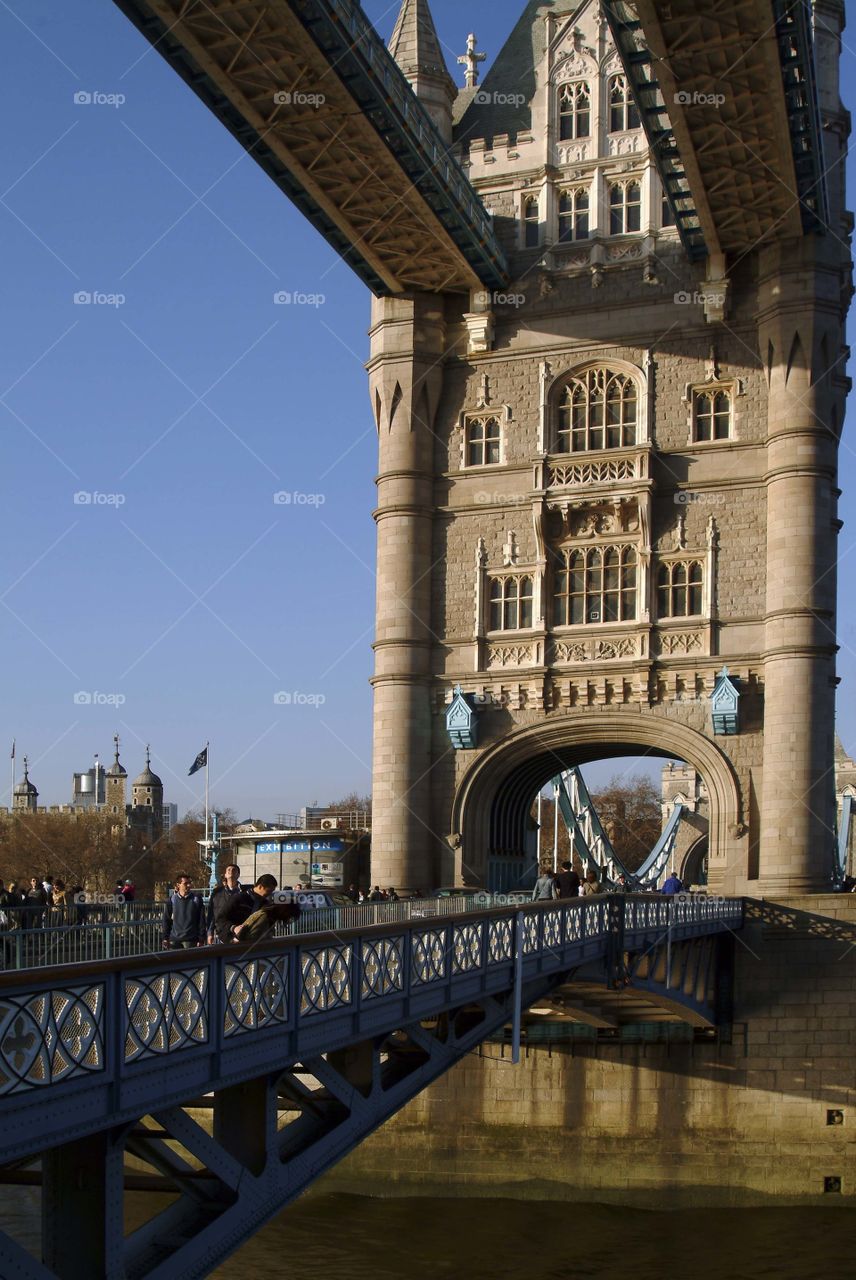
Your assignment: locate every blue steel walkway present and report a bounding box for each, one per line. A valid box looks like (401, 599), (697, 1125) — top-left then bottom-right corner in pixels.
(0, 894), (742, 1279)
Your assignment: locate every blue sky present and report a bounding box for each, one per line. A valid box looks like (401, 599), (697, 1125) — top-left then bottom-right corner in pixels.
(1, 1), (854, 820)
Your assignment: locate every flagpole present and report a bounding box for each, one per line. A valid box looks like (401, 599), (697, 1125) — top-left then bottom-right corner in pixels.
(10, 740), (15, 806)
(204, 741), (210, 859)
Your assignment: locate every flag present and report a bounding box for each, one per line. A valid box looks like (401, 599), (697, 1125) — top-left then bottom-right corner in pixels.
(188, 747), (208, 776)
(10, 740), (14, 760)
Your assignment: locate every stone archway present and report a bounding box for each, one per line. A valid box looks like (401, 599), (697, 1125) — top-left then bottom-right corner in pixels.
(450, 711), (745, 892)
(680, 833), (710, 887)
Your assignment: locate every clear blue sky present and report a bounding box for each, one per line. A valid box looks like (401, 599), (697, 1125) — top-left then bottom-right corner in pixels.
(1, 1), (854, 819)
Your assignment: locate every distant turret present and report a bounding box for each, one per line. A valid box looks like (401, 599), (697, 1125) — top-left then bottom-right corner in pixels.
(13, 756), (38, 812)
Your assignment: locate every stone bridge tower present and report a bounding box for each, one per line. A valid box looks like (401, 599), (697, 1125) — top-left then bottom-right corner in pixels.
(370, 0), (851, 895)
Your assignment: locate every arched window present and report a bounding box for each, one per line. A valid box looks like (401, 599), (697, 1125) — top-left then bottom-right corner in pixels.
(556, 368), (638, 453)
(609, 181), (641, 234)
(559, 82), (591, 140)
(489, 576), (534, 631)
(694, 389), (732, 441)
(554, 546), (637, 625)
(657, 561), (704, 617)
(466, 417), (501, 466)
(609, 75), (640, 132)
(558, 188), (589, 242)
(524, 197), (540, 247)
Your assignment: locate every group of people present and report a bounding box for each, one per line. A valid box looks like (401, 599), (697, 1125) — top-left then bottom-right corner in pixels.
(0, 875), (83, 927)
(345, 884), (404, 903)
(0, 874), (140, 929)
(531, 861), (685, 899)
(162, 865), (300, 949)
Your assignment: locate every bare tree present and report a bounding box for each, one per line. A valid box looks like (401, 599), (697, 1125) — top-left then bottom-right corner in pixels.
(589, 773), (662, 872)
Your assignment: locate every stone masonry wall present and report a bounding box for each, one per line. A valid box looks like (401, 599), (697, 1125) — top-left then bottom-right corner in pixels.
(324, 897), (856, 1206)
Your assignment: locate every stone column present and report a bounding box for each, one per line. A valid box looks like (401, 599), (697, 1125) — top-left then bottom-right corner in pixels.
(757, 240), (841, 892)
(368, 293), (446, 890)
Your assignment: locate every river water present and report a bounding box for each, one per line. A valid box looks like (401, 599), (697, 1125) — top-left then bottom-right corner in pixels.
(2, 1189), (853, 1277)
(208, 1196), (853, 1280)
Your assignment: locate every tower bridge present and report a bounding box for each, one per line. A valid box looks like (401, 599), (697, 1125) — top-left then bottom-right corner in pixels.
(2, 0), (853, 1268)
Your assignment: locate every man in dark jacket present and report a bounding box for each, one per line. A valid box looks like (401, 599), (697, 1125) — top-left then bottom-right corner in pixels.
(555, 860), (580, 898)
(207, 864), (244, 943)
(162, 874), (206, 948)
(225, 874), (278, 940)
(22, 878), (47, 931)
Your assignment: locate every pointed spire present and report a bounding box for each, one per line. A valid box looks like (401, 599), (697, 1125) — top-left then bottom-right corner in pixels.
(389, 0), (448, 78)
(113, 732), (120, 766)
(389, 0), (456, 143)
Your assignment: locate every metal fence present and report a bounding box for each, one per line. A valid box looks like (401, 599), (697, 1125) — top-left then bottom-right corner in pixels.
(0, 891), (691, 971)
(0, 895), (514, 970)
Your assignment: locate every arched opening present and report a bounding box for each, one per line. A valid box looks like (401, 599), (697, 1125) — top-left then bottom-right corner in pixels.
(450, 713), (742, 891)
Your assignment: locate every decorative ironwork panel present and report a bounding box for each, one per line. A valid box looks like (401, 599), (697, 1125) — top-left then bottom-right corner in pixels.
(125, 969), (208, 1062)
(452, 922), (483, 974)
(584, 903), (603, 936)
(300, 946), (353, 1016)
(488, 919), (513, 963)
(0, 984), (104, 1096)
(522, 913), (540, 955)
(564, 907), (583, 942)
(224, 955), (289, 1037)
(411, 929), (447, 985)
(542, 910), (562, 952)
(361, 937), (404, 1000)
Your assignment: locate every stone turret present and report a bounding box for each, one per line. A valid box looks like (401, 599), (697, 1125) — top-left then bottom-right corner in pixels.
(389, 0), (456, 144)
(105, 733), (127, 816)
(13, 757), (38, 813)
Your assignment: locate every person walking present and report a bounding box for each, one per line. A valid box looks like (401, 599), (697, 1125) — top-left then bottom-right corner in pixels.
(582, 869), (603, 896)
(207, 864), (244, 944)
(162, 874), (206, 949)
(555, 860), (580, 898)
(22, 877), (48, 930)
(661, 869), (683, 895)
(532, 866), (558, 901)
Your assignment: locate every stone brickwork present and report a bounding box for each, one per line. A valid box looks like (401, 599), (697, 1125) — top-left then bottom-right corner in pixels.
(371, 0), (850, 895)
(325, 897), (856, 1205)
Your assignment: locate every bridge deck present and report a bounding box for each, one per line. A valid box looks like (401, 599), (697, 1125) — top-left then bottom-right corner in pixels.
(0, 895), (742, 1165)
(112, 0), (508, 295)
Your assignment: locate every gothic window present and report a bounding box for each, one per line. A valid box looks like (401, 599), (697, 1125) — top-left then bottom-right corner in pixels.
(609, 181), (641, 234)
(657, 561), (704, 617)
(609, 75), (640, 132)
(466, 417), (501, 466)
(489, 575), (534, 631)
(554, 546), (638, 625)
(524, 197), (540, 247)
(556, 368), (638, 453)
(558, 188), (589, 242)
(694, 388), (732, 441)
(661, 191), (676, 227)
(559, 82), (591, 140)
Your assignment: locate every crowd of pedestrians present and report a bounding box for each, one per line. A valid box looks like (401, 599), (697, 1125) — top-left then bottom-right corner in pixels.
(531, 861), (686, 899)
(0, 873), (140, 932)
